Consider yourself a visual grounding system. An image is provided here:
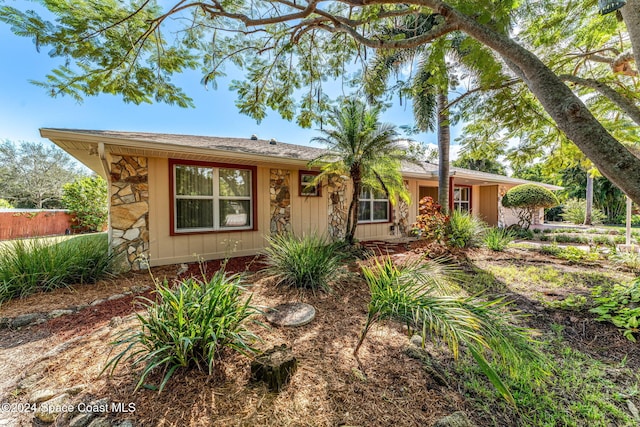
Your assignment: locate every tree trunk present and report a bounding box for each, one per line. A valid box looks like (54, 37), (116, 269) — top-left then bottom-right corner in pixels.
(346, 164), (362, 244)
(620, 0), (640, 72)
(437, 87), (450, 213)
(584, 172), (594, 226)
(434, 1), (640, 205)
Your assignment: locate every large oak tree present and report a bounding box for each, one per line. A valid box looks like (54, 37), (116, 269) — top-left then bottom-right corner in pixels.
(2, 0), (640, 202)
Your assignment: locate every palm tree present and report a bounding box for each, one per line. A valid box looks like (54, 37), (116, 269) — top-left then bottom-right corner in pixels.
(310, 99), (417, 244)
(365, 14), (506, 212)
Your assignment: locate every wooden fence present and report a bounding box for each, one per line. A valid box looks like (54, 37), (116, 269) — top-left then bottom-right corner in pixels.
(0, 210), (74, 240)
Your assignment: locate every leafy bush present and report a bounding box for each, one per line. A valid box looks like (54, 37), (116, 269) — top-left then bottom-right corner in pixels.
(447, 210), (486, 249)
(104, 271), (259, 391)
(62, 176), (108, 232)
(590, 278), (640, 342)
(357, 256), (540, 405)
(262, 233), (348, 292)
(484, 228), (515, 252)
(633, 214), (640, 226)
(411, 196), (449, 243)
(501, 184), (559, 229)
(0, 234), (111, 302)
(553, 234), (589, 244)
(560, 198), (606, 225)
(506, 224), (534, 240)
(609, 251), (640, 272)
(0, 199), (13, 208)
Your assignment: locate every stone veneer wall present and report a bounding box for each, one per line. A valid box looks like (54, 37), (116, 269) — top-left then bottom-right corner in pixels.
(497, 184), (507, 228)
(327, 174), (347, 240)
(397, 181), (410, 236)
(270, 169), (292, 234)
(110, 156), (149, 271)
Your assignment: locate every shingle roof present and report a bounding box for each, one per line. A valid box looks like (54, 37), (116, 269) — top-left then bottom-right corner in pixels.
(40, 128), (561, 189)
(44, 128), (327, 161)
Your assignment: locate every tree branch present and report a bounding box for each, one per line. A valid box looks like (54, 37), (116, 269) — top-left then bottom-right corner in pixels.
(560, 74), (640, 125)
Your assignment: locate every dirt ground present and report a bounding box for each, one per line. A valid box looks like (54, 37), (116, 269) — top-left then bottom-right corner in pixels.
(0, 242), (638, 426)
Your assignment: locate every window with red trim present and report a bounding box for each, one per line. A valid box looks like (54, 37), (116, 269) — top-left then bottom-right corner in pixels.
(170, 160), (256, 233)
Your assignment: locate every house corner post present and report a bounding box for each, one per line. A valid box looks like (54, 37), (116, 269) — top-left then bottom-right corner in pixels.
(109, 156), (150, 272)
(327, 174), (347, 241)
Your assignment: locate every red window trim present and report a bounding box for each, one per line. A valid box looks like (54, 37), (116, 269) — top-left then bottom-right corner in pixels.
(453, 184), (473, 213)
(169, 159), (258, 236)
(298, 170), (322, 197)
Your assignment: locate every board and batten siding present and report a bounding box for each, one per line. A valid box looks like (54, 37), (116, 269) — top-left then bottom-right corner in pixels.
(149, 158), (271, 266)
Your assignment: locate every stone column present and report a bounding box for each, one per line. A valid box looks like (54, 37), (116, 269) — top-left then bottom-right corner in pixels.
(270, 169), (291, 234)
(397, 180), (410, 237)
(109, 156), (149, 271)
(327, 174), (347, 240)
(497, 185), (507, 228)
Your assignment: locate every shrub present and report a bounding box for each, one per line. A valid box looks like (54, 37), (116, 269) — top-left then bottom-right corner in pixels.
(0, 234), (112, 302)
(591, 278), (640, 342)
(609, 251), (640, 272)
(560, 198), (606, 225)
(412, 196), (449, 243)
(447, 210), (486, 249)
(62, 176), (108, 232)
(357, 256), (541, 405)
(103, 271), (259, 391)
(501, 184), (559, 229)
(262, 233), (348, 292)
(506, 224), (534, 240)
(0, 199), (13, 209)
(484, 227), (515, 251)
(633, 215), (640, 226)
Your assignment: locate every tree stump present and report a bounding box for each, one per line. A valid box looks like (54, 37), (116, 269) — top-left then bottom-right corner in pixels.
(251, 345), (297, 392)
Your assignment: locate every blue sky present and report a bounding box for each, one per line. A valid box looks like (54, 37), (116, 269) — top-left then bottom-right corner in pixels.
(0, 20), (461, 156)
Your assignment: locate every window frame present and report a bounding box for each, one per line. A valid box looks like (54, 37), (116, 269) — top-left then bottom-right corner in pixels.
(453, 185), (472, 212)
(357, 187), (391, 224)
(298, 170), (322, 197)
(169, 159), (258, 235)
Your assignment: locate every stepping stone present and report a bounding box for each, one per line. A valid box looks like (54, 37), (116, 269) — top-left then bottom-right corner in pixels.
(264, 303), (316, 327)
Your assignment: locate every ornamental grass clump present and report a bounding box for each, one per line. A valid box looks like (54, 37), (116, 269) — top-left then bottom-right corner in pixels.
(262, 232), (348, 292)
(447, 210), (487, 249)
(484, 227), (515, 252)
(103, 271), (259, 392)
(357, 257), (542, 405)
(0, 234), (112, 303)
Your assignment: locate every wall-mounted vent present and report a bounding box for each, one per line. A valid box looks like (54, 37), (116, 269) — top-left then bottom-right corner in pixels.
(250, 134), (258, 140)
(269, 138), (277, 145)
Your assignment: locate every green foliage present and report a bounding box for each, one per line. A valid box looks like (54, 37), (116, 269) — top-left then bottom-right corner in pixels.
(358, 256), (541, 405)
(484, 227), (515, 252)
(411, 196), (449, 243)
(309, 99), (419, 243)
(609, 251), (640, 272)
(546, 294), (589, 311)
(0, 140), (79, 208)
(0, 199), (13, 208)
(447, 210), (486, 249)
(62, 176), (108, 232)
(103, 271), (259, 391)
(502, 184), (559, 229)
(262, 233), (348, 292)
(506, 225), (534, 240)
(538, 244), (599, 263)
(560, 198), (607, 225)
(0, 234), (111, 303)
(591, 278), (640, 342)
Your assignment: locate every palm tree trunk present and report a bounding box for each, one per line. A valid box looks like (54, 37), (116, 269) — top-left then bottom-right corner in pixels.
(584, 172), (594, 225)
(346, 165), (362, 244)
(437, 87), (451, 213)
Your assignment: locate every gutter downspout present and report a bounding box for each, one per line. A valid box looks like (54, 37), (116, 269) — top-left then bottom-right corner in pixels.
(98, 142), (112, 255)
